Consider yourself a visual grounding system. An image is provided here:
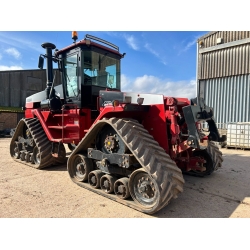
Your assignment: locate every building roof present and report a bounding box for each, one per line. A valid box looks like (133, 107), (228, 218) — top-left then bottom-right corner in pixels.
(197, 31), (218, 42)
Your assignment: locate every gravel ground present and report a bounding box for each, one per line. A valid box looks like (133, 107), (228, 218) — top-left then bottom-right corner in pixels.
(0, 137), (250, 218)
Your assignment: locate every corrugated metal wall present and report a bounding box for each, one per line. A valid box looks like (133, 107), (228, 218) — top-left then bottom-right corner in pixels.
(197, 31), (250, 129)
(198, 31), (250, 48)
(0, 69), (61, 108)
(202, 75), (250, 128)
(199, 44), (250, 79)
(198, 31), (250, 79)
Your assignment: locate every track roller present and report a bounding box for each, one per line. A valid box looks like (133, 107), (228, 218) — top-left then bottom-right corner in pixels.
(88, 170), (104, 188)
(13, 142), (21, 159)
(129, 168), (159, 208)
(20, 151), (26, 161)
(100, 174), (117, 194)
(29, 153), (34, 164)
(114, 177), (130, 199)
(25, 152), (30, 162)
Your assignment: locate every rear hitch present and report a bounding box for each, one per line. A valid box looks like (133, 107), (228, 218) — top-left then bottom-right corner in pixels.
(182, 97), (224, 150)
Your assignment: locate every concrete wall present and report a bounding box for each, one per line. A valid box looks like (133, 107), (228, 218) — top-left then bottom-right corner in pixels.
(0, 69), (61, 108)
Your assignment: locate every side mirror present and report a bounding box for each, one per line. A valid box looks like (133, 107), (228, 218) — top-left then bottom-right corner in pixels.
(38, 55), (44, 69)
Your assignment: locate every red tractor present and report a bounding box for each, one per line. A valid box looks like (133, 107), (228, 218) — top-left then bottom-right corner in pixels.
(10, 33), (224, 214)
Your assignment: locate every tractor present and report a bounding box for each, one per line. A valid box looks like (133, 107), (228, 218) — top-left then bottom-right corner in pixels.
(10, 32), (224, 214)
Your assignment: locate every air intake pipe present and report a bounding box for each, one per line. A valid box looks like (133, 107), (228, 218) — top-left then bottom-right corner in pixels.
(40, 42), (61, 111)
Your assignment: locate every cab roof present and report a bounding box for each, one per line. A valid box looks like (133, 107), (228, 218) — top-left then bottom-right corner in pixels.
(56, 38), (123, 58)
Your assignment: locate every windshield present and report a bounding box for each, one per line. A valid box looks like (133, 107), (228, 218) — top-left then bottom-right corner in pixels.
(63, 54), (78, 98)
(82, 50), (121, 90)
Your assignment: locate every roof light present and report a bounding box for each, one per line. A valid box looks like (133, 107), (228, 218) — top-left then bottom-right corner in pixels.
(72, 31), (78, 43)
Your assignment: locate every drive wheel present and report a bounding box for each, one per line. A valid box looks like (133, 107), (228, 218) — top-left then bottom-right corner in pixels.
(129, 168), (160, 208)
(68, 154), (93, 182)
(96, 125), (128, 154)
(114, 177), (130, 199)
(100, 174), (117, 194)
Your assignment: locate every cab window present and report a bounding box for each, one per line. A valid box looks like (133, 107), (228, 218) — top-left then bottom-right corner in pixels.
(64, 54), (78, 97)
(82, 50), (120, 90)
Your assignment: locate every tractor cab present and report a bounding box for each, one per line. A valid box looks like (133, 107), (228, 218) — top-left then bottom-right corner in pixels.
(55, 33), (125, 111)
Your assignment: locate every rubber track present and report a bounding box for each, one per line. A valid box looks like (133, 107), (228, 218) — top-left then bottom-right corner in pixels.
(10, 118), (66, 169)
(207, 141), (223, 171)
(68, 117), (185, 214)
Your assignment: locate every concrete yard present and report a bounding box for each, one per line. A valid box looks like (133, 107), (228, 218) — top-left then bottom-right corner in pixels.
(0, 137), (249, 218)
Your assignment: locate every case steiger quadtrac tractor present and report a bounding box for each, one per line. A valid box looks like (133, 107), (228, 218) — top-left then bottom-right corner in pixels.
(10, 32), (225, 214)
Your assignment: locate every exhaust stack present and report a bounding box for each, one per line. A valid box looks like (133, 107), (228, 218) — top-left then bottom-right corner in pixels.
(41, 42), (56, 99)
